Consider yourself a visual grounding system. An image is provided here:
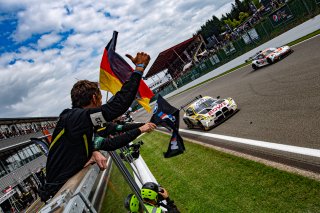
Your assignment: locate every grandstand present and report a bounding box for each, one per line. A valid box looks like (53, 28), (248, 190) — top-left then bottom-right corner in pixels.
(146, 34), (206, 80)
(0, 117), (57, 212)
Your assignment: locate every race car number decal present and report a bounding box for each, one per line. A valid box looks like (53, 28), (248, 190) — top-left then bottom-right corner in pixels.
(90, 112), (107, 127)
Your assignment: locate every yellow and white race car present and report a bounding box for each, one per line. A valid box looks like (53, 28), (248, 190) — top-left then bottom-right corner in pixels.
(182, 95), (238, 130)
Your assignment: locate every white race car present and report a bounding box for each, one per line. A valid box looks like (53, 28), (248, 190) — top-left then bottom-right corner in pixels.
(182, 95), (238, 131)
(251, 46), (293, 70)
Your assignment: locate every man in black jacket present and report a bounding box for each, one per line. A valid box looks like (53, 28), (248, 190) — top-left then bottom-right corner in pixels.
(42, 52), (156, 202)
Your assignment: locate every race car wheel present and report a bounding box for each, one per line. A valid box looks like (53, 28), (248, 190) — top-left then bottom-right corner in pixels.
(252, 64), (258, 70)
(267, 58), (273, 64)
(183, 118), (194, 129)
(198, 121), (208, 131)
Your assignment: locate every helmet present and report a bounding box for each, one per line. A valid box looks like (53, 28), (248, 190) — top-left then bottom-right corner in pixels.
(124, 194), (140, 213)
(141, 182), (159, 201)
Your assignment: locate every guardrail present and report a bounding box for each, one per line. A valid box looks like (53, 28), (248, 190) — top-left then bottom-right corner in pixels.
(39, 152), (112, 213)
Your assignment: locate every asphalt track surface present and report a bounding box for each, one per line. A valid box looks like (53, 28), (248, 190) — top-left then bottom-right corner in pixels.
(133, 36), (320, 173)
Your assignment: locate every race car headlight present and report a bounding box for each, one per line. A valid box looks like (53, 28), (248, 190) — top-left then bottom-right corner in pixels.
(199, 116), (210, 120)
(227, 99), (233, 106)
(197, 116), (204, 120)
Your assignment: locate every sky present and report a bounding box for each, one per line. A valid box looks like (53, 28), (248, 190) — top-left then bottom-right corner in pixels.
(0, 0), (233, 118)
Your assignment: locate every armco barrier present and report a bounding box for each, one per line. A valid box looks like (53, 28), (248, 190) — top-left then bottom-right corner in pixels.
(39, 153), (112, 213)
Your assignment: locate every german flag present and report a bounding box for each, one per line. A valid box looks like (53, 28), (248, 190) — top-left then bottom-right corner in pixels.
(99, 31), (154, 112)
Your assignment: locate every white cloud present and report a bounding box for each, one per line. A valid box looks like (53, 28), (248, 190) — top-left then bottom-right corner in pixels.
(37, 33), (62, 49)
(0, 0), (234, 118)
(14, 2), (66, 41)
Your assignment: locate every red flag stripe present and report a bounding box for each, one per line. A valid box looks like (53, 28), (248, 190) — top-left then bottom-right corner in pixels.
(100, 49), (118, 78)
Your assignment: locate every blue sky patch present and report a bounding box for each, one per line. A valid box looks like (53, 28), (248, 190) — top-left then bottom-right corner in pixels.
(103, 11), (119, 19)
(0, 14), (18, 54)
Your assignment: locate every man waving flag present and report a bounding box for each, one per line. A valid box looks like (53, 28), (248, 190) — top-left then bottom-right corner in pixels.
(151, 95), (185, 158)
(99, 31), (154, 112)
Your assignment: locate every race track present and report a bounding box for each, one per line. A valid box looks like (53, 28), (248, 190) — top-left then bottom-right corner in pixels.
(133, 36), (320, 173)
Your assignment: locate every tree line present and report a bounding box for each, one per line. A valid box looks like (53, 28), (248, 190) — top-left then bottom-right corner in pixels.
(196, 0), (261, 43)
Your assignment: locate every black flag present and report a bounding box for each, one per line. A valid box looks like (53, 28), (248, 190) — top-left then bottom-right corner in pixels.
(150, 95), (185, 158)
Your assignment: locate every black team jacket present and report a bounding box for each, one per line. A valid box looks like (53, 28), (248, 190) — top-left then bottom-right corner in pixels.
(43, 72), (144, 201)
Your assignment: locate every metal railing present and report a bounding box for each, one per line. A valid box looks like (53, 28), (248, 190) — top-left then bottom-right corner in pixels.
(40, 152), (112, 213)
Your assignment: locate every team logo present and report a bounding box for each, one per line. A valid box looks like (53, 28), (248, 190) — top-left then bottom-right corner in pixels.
(158, 112), (176, 123)
(153, 103), (158, 114)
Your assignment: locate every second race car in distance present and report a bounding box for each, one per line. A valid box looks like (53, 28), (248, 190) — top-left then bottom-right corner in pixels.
(182, 95), (238, 131)
(251, 46), (293, 70)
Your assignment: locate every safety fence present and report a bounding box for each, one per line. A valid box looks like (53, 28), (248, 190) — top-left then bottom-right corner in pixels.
(158, 0), (320, 97)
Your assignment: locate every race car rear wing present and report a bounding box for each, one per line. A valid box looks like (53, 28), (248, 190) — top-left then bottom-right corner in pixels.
(180, 95), (202, 111)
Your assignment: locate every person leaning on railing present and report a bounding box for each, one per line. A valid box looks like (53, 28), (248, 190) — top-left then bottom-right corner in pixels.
(40, 52), (156, 203)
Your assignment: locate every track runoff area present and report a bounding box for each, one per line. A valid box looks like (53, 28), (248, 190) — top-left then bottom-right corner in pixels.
(134, 35), (320, 176)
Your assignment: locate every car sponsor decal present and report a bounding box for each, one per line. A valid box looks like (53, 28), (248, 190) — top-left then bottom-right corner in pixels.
(208, 102), (227, 116)
(258, 59), (264, 64)
(158, 111), (176, 123)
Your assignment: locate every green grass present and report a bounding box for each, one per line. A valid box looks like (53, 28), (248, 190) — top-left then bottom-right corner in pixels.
(102, 131), (320, 212)
(100, 163), (132, 213)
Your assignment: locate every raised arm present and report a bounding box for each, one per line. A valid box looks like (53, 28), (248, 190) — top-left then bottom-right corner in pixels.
(101, 52), (150, 121)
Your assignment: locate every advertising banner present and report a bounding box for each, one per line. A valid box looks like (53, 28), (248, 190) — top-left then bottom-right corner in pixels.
(269, 5), (294, 27)
(242, 33), (251, 44)
(209, 54), (220, 65)
(248, 28), (259, 40)
(223, 43), (236, 55)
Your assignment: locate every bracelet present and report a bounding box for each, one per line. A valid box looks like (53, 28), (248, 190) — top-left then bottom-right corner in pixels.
(136, 63), (145, 68)
(116, 125), (123, 131)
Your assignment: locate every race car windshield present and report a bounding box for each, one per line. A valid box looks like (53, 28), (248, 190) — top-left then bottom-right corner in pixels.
(263, 50), (274, 55)
(194, 98), (217, 114)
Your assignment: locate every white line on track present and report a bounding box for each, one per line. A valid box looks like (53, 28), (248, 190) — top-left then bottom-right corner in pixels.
(179, 129), (320, 158)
